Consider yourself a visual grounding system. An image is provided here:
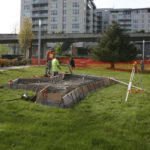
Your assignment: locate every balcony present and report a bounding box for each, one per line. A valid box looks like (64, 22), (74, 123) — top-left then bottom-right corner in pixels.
(32, 7), (48, 12)
(118, 17), (131, 21)
(33, 20), (48, 25)
(32, 14), (48, 18)
(32, 26), (47, 32)
(86, 11), (90, 16)
(86, 19), (90, 23)
(32, 0), (48, 5)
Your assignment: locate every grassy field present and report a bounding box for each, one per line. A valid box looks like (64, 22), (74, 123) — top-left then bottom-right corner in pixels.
(0, 65), (150, 150)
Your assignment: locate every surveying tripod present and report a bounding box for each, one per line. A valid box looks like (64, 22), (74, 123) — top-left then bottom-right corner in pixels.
(125, 62), (144, 101)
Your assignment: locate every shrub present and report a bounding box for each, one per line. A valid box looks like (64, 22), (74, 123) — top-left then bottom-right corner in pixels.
(0, 59), (10, 67)
(19, 58), (31, 65)
(11, 59), (19, 66)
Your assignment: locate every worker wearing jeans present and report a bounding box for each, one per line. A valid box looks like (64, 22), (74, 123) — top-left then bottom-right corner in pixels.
(52, 56), (61, 76)
(45, 48), (55, 76)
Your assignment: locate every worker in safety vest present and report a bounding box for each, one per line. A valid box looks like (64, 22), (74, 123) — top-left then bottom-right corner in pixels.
(52, 55), (61, 76)
(133, 61), (137, 73)
(45, 48), (55, 76)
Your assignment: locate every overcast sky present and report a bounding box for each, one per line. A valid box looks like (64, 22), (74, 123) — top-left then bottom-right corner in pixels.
(0, 0), (150, 34)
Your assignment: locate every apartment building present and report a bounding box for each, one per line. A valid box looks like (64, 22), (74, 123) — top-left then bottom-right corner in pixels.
(109, 8), (150, 33)
(96, 8), (113, 33)
(21, 0), (97, 34)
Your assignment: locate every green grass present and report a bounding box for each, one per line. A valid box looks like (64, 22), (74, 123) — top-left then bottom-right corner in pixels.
(0, 66), (150, 150)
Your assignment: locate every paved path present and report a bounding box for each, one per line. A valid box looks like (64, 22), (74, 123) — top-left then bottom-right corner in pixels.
(0, 65), (30, 71)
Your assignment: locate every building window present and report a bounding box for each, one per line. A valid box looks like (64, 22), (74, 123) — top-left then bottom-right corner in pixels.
(63, 3), (66, 8)
(51, 0), (58, 2)
(133, 20), (138, 23)
(62, 24), (66, 29)
(72, 24), (79, 29)
(51, 17), (57, 22)
(72, 2), (79, 8)
(24, 12), (30, 17)
(72, 16), (79, 22)
(132, 29), (137, 32)
(141, 10), (147, 13)
(72, 31), (79, 33)
(133, 24), (138, 28)
(24, 0), (30, 3)
(51, 3), (58, 9)
(51, 10), (57, 15)
(63, 17), (66, 22)
(133, 10), (140, 14)
(72, 9), (79, 15)
(24, 5), (30, 10)
(51, 24), (57, 29)
(33, 19), (48, 25)
(63, 10), (67, 15)
(112, 14), (117, 20)
(42, 19), (48, 24)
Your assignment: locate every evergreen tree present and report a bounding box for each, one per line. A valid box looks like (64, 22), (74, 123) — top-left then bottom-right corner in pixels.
(91, 22), (138, 69)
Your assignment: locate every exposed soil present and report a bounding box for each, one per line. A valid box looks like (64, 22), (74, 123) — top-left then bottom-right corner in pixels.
(14, 74), (104, 94)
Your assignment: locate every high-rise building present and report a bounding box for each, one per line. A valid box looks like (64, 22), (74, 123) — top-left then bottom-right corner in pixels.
(96, 8), (113, 33)
(109, 8), (150, 33)
(21, 0), (97, 34)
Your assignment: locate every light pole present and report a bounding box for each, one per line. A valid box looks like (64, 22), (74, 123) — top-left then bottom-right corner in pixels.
(143, 40), (145, 60)
(38, 19), (41, 66)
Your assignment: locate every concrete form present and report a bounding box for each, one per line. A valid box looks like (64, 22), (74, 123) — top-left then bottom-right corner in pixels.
(4, 73), (115, 108)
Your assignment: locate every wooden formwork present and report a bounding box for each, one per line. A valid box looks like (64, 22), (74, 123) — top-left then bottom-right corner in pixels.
(35, 77), (115, 108)
(4, 73), (115, 108)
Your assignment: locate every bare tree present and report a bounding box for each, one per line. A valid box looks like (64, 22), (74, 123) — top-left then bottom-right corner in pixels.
(18, 17), (33, 58)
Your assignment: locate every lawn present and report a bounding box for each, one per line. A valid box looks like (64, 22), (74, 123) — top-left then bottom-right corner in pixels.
(0, 65), (150, 150)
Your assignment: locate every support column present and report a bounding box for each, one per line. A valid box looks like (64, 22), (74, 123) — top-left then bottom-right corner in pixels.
(29, 42), (32, 58)
(41, 42), (47, 59)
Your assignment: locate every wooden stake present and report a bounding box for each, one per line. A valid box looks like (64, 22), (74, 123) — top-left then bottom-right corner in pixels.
(125, 66), (135, 101)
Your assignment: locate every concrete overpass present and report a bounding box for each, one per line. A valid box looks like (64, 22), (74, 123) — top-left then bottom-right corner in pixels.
(0, 33), (99, 44)
(1, 33), (150, 44)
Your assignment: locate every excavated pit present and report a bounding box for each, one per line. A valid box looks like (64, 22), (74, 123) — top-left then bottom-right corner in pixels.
(4, 73), (115, 108)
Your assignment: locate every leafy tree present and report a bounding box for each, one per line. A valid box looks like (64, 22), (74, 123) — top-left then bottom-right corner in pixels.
(0, 44), (8, 57)
(91, 22), (138, 69)
(18, 17), (33, 58)
(55, 42), (63, 55)
(61, 42), (72, 51)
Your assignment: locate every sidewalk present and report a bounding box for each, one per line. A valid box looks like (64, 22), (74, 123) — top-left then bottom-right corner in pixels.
(0, 65), (30, 71)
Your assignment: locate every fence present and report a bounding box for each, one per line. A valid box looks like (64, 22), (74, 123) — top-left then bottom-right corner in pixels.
(31, 57), (150, 67)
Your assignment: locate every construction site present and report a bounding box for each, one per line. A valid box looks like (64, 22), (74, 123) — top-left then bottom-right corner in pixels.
(4, 73), (114, 108)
